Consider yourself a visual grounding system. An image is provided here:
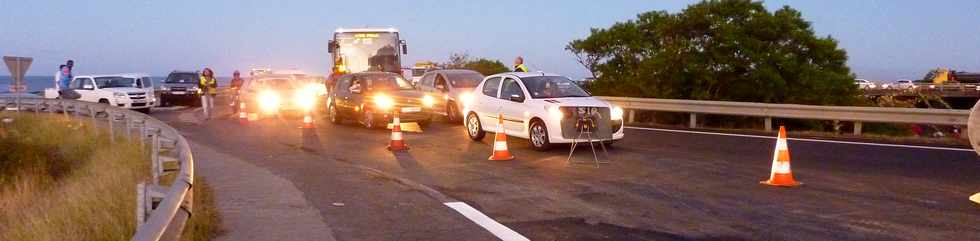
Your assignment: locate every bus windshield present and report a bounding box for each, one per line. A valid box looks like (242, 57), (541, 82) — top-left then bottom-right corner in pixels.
(335, 32), (401, 74)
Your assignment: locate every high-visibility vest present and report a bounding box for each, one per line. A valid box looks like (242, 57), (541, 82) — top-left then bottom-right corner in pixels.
(514, 64), (528, 72)
(199, 75), (217, 95)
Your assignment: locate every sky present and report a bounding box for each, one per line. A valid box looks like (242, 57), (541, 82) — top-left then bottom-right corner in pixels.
(1, 0), (978, 81)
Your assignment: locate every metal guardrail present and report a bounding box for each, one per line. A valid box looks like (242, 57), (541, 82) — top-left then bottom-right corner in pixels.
(0, 97), (193, 241)
(598, 96), (971, 135)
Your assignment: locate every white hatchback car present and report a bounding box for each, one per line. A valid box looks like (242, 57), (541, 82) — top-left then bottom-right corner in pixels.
(464, 72), (625, 150)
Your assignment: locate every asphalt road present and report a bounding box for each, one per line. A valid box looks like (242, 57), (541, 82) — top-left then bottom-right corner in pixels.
(152, 98), (980, 241)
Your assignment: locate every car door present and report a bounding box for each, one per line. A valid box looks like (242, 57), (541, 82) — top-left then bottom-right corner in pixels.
(333, 75), (354, 115)
(477, 77), (503, 130)
(499, 77), (529, 135)
(431, 73), (450, 115)
(72, 77), (95, 102)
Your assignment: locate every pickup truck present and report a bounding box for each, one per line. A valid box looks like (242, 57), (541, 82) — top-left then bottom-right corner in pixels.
(67, 73), (156, 113)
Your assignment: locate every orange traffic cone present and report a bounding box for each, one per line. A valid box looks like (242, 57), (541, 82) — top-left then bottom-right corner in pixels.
(301, 112), (314, 129)
(387, 111), (409, 151)
(761, 126), (801, 187)
(238, 103), (248, 125)
(488, 114), (515, 161)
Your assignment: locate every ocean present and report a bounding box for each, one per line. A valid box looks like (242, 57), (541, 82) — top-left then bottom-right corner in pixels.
(0, 75), (232, 94)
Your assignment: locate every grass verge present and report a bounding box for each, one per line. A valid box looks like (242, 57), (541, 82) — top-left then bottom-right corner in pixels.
(181, 177), (223, 241)
(0, 112), (147, 240)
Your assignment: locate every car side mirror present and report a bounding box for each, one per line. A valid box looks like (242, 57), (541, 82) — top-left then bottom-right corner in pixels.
(328, 40), (337, 53)
(82, 84), (94, 90)
(401, 40), (408, 55)
(509, 94), (524, 102)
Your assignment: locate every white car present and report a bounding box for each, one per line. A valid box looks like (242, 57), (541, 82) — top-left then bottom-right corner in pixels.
(464, 72), (625, 151)
(855, 79), (876, 89)
(895, 79), (915, 89)
(68, 74), (156, 113)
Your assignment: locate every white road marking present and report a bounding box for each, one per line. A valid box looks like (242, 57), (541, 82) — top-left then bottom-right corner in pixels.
(625, 126), (975, 152)
(444, 202), (530, 241)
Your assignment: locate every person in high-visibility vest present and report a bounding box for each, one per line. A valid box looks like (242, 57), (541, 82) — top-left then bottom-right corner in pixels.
(199, 68), (218, 120)
(513, 56), (528, 72)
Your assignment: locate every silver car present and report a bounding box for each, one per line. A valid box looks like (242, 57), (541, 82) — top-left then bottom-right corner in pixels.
(416, 69), (484, 123)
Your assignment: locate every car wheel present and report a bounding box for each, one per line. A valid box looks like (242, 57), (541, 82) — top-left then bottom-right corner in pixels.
(529, 120), (551, 151)
(418, 116), (432, 127)
(328, 104), (342, 124)
(363, 110), (376, 129)
(466, 112), (485, 141)
(99, 99), (109, 105)
(446, 103), (461, 124)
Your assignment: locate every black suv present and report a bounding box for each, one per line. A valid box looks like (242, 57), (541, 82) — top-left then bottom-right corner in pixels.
(159, 71), (201, 106)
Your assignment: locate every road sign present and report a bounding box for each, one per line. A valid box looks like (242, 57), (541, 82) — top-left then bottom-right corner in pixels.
(3, 56), (33, 86)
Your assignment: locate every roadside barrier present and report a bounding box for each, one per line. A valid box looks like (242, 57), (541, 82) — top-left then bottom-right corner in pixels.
(489, 114), (515, 161)
(761, 126), (801, 187)
(387, 110), (408, 151)
(0, 97), (194, 241)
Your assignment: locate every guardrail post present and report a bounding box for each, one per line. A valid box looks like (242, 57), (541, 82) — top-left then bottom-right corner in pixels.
(136, 182), (146, 226)
(627, 109), (635, 124)
(124, 115), (131, 141)
(108, 112), (115, 143)
(139, 120), (146, 153)
(150, 129), (161, 185)
(689, 113), (697, 128)
(853, 121), (863, 135)
(764, 117), (773, 132)
(62, 103), (69, 119)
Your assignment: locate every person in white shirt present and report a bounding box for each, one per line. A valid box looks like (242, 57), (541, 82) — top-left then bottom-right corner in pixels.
(54, 64), (65, 91)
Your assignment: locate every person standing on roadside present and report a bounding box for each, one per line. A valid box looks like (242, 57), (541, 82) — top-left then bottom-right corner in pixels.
(199, 68), (218, 120)
(54, 65), (66, 91)
(229, 70), (244, 109)
(66, 60), (74, 78)
(513, 56), (529, 72)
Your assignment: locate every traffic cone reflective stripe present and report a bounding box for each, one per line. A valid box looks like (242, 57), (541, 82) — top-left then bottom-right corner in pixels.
(387, 111), (409, 151)
(488, 114), (515, 161)
(301, 113), (314, 129)
(238, 103), (248, 125)
(761, 126), (801, 187)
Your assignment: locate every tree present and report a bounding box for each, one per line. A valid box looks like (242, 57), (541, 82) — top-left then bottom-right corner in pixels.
(567, 0), (858, 105)
(442, 52), (510, 76)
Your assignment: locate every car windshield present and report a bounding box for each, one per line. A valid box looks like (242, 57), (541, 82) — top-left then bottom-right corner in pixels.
(365, 74), (414, 91)
(521, 76), (591, 98)
(95, 77), (138, 88)
(166, 73), (198, 83)
(446, 72), (483, 88)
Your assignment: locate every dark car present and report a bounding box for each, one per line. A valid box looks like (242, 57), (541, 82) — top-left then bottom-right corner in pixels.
(416, 69), (484, 123)
(158, 71), (201, 106)
(327, 72), (434, 128)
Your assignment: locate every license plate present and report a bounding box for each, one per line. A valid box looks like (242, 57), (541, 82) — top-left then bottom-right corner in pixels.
(172, 91), (186, 95)
(401, 107), (421, 113)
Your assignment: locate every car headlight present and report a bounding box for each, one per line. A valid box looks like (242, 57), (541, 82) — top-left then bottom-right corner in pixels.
(548, 106), (564, 120)
(160, 86), (170, 91)
(374, 94), (394, 111)
(258, 90), (281, 113)
(294, 88), (317, 111)
(459, 92), (474, 108)
(422, 95), (435, 108)
(611, 106), (624, 120)
(114, 92), (127, 98)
